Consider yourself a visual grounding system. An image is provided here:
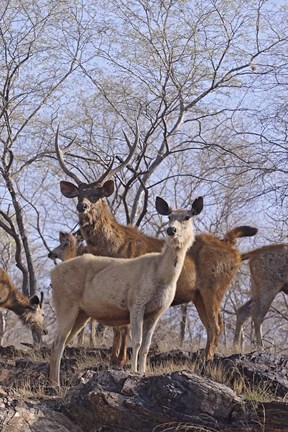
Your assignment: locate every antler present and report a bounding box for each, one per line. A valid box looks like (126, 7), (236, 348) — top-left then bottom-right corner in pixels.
(97, 121), (140, 184)
(55, 125), (82, 185)
(40, 291), (44, 308)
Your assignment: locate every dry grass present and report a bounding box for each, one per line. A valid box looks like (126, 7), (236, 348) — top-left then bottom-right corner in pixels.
(153, 423), (219, 432)
(146, 351), (282, 404)
(0, 339), (283, 406)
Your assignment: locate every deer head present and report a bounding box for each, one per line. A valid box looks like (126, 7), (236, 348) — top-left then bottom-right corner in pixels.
(55, 123), (139, 215)
(48, 231), (84, 261)
(156, 196), (203, 241)
(28, 292), (47, 335)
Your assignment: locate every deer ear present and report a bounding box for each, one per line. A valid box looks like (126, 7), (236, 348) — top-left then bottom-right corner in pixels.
(155, 196), (172, 216)
(29, 295), (40, 307)
(59, 231), (66, 242)
(60, 181), (79, 198)
(101, 180), (115, 197)
(191, 196), (204, 216)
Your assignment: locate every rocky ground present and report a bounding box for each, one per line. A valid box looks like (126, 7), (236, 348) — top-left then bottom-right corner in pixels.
(0, 345), (288, 431)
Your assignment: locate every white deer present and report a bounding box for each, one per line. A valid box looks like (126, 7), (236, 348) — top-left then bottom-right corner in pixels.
(49, 195), (203, 386)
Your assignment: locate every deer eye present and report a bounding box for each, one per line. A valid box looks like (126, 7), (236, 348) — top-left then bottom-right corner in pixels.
(185, 215), (190, 221)
(89, 193), (100, 203)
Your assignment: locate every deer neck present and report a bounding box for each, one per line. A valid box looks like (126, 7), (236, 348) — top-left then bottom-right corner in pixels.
(6, 292), (34, 327)
(157, 235), (194, 286)
(65, 242), (79, 260)
(79, 199), (125, 256)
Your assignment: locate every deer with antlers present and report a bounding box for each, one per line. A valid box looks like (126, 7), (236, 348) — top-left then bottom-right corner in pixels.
(49, 195), (203, 386)
(234, 244), (288, 350)
(0, 268), (47, 337)
(55, 124), (257, 363)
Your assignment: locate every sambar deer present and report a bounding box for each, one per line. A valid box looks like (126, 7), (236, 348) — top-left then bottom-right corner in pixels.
(0, 268), (47, 336)
(49, 195), (203, 386)
(234, 244), (288, 350)
(55, 125), (257, 363)
(48, 230), (88, 262)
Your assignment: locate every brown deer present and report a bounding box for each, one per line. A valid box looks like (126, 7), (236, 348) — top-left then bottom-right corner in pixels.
(48, 230), (88, 262)
(234, 244), (288, 350)
(0, 268), (47, 336)
(55, 126), (257, 363)
(49, 195), (203, 386)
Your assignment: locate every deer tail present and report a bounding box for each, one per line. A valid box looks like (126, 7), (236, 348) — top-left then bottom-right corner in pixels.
(223, 226), (258, 245)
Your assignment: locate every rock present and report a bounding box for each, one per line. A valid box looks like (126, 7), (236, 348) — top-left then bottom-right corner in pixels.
(61, 368), (288, 431)
(0, 346), (287, 432)
(62, 369), (245, 431)
(0, 393), (84, 432)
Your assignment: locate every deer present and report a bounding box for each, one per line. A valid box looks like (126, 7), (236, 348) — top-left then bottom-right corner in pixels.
(48, 230), (88, 262)
(48, 231), (96, 346)
(234, 244), (288, 350)
(48, 230), (124, 354)
(55, 125), (258, 365)
(49, 195), (203, 386)
(0, 268), (47, 337)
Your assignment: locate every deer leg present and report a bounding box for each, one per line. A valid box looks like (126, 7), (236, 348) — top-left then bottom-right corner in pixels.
(138, 314), (161, 375)
(66, 310), (90, 345)
(200, 296), (222, 361)
(193, 292), (208, 329)
(49, 304), (80, 387)
(179, 304), (188, 347)
(234, 299), (254, 350)
(111, 327), (121, 366)
(111, 325), (130, 368)
(192, 292), (209, 356)
(89, 319), (96, 347)
(130, 307), (144, 374)
(117, 325), (130, 368)
(252, 292), (277, 350)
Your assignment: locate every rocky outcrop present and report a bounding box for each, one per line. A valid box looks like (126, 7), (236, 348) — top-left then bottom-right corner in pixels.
(0, 346), (287, 432)
(0, 389), (83, 432)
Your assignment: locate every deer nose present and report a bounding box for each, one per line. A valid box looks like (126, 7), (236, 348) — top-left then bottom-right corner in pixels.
(77, 202), (88, 213)
(167, 226), (176, 236)
(48, 252), (55, 259)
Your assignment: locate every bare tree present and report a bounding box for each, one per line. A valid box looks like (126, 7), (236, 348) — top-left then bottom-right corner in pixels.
(44, 0), (288, 349)
(1, 0), (287, 349)
(0, 0), (84, 298)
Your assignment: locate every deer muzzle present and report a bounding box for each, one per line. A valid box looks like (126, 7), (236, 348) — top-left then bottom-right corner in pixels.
(77, 202), (89, 213)
(167, 226), (176, 236)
